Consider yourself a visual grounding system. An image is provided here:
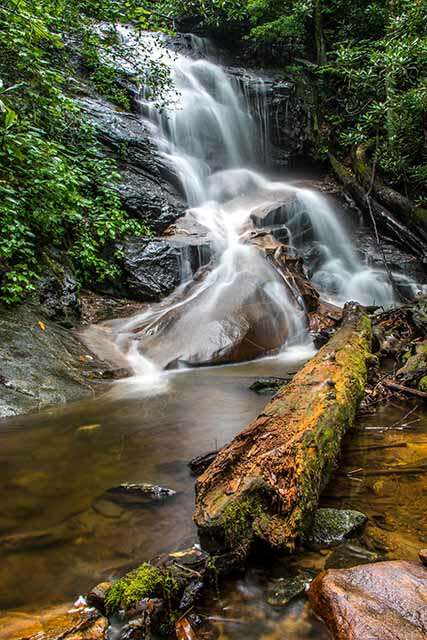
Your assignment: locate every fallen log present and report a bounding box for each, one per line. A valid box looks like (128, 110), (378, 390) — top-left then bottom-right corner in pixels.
(329, 154), (427, 261)
(194, 305), (372, 563)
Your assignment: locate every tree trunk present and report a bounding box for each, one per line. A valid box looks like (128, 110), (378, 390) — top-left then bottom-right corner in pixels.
(329, 154), (427, 261)
(194, 306), (372, 564)
(314, 0), (327, 65)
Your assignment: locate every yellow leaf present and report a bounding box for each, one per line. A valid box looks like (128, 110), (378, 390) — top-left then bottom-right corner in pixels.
(78, 424), (101, 432)
(37, 321), (46, 331)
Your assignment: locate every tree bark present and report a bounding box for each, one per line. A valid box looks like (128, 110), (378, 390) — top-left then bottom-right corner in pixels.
(329, 154), (427, 261)
(194, 306), (372, 563)
(314, 0), (327, 65)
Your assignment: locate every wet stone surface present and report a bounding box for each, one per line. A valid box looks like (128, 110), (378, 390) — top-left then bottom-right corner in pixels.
(304, 508), (368, 549)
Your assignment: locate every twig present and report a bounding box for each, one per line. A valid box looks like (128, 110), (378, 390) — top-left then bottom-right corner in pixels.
(384, 380), (427, 400)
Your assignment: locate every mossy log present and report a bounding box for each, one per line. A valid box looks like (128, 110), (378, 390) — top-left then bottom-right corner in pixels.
(329, 154), (427, 261)
(194, 305), (372, 563)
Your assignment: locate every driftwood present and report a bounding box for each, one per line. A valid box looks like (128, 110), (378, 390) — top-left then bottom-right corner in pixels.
(194, 305), (372, 562)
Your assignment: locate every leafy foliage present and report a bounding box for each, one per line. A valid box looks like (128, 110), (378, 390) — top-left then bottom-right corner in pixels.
(0, 0), (168, 303)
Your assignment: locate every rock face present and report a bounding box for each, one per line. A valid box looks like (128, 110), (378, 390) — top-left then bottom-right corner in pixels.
(120, 236), (211, 301)
(79, 97), (185, 234)
(225, 67), (311, 167)
(0, 304), (106, 417)
(309, 560), (427, 640)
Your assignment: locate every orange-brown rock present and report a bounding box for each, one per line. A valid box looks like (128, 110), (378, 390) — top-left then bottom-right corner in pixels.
(0, 604), (108, 640)
(309, 560), (427, 640)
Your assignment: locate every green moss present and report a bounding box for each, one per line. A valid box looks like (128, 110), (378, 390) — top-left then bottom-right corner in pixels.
(221, 496), (265, 548)
(418, 376), (427, 392)
(105, 563), (179, 614)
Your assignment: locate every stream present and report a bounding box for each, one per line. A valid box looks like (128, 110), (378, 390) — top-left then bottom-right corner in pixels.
(0, 30), (426, 639)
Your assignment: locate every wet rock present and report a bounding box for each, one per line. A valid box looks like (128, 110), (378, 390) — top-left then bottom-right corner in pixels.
(120, 617), (147, 639)
(92, 497), (124, 519)
(188, 450), (219, 476)
(120, 236), (211, 302)
(0, 525), (73, 554)
(325, 541), (380, 570)
(0, 304), (103, 418)
(304, 509), (367, 548)
(309, 560), (427, 639)
(249, 376), (293, 395)
(266, 570), (314, 606)
(225, 66), (311, 167)
(419, 549), (427, 566)
(37, 254), (80, 321)
(103, 483), (176, 506)
(86, 582), (113, 614)
(78, 97), (186, 233)
(250, 194), (299, 229)
(0, 603), (108, 640)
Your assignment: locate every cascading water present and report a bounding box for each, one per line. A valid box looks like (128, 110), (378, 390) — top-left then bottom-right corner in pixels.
(104, 30), (413, 379)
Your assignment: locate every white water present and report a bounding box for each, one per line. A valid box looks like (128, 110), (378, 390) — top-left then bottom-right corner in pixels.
(104, 30), (411, 378)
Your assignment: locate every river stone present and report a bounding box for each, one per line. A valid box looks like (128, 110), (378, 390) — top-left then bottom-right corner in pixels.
(308, 560), (427, 640)
(86, 582), (113, 614)
(266, 570), (314, 606)
(103, 483), (176, 506)
(304, 509), (367, 548)
(325, 541), (380, 570)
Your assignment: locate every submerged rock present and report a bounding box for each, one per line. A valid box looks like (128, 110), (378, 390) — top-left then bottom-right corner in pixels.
(102, 483), (176, 506)
(266, 570), (314, 606)
(325, 541), (380, 570)
(309, 560), (427, 639)
(304, 508), (367, 548)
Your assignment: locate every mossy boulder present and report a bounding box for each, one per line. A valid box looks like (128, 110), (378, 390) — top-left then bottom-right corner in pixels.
(304, 508), (367, 548)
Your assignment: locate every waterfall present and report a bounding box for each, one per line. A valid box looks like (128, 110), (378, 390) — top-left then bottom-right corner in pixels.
(106, 29), (410, 377)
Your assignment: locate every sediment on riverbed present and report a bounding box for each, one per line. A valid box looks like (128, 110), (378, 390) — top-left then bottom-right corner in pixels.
(194, 305), (372, 563)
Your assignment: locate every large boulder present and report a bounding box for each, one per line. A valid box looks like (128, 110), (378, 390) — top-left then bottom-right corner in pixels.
(309, 560), (427, 640)
(120, 236), (212, 301)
